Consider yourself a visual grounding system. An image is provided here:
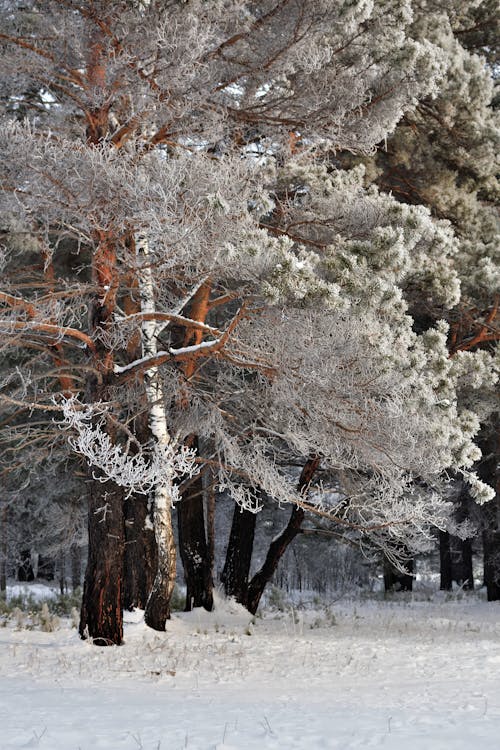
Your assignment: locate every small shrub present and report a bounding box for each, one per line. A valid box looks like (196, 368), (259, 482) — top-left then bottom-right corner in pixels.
(39, 602), (60, 632)
(266, 585), (287, 611)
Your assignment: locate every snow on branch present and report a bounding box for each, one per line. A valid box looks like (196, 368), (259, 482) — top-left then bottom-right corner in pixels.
(59, 397), (197, 499)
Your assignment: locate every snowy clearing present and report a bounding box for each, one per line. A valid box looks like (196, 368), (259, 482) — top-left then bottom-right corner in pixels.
(1, 593), (500, 750)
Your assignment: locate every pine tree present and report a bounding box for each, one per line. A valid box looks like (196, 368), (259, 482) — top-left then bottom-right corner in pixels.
(1, 0), (495, 641)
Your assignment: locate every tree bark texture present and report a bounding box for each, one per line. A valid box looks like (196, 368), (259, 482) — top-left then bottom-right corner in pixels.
(178, 472), (213, 611)
(221, 505), (257, 606)
(79, 227), (123, 644)
(136, 234), (178, 631)
(144, 485), (177, 630)
(124, 492), (158, 610)
(79, 476), (125, 645)
(246, 456), (320, 615)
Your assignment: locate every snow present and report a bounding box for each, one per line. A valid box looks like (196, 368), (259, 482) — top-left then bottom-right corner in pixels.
(1, 591), (500, 749)
(113, 339), (220, 374)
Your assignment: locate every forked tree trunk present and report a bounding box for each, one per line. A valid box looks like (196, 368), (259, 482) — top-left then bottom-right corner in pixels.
(79, 475), (125, 645)
(178, 471), (213, 611)
(221, 505), (256, 606)
(245, 456), (320, 615)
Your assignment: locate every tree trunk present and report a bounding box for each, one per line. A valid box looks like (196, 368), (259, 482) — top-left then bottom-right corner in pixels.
(483, 529), (500, 601)
(478, 418), (499, 601)
(455, 538), (474, 590)
(176, 281), (214, 612)
(383, 557), (414, 592)
(79, 227), (124, 644)
(70, 544), (81, 591)
(178, 472), (213, 611)
(136, 234), (178, 631)
(18, 550), (34, 582)
(79, 475), (125, 645)
(246, 456), (320, 615)
(439, 530), (453, 590)
(124, 492), (158, 610)
(144, 485), (177, 629)
(221, 505), (256, 606)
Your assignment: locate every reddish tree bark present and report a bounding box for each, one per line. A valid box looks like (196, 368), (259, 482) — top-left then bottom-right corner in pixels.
(79, 475), (124, 645)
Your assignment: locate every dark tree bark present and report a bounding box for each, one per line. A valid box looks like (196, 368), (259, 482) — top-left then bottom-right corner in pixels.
(483, 529), (500, 601)
(79, 226), (124, 644)
(121, 279), (158, 612)
(221, 505), (257, 606)
(439, 530), (453, 590)
(175, 282), (214, 612)
(79, 476), (125, 645)
(178, 472), (213, 611)
(455, 538), (474, 590)
(18, 550), (34, 582)
(246, 456), (320, 615)
(383, 557), (414, 592)
(123, 493), (158, 610)
(478, 419), (500, 601)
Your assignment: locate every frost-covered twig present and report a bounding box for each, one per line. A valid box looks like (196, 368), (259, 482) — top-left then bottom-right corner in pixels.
(59, 397), (197, 498)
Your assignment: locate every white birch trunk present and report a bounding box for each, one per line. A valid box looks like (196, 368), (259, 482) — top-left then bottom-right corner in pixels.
(136, 234), (176, 630)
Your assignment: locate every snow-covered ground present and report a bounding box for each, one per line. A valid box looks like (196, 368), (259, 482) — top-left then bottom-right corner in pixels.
(1, 589), (500, 750)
